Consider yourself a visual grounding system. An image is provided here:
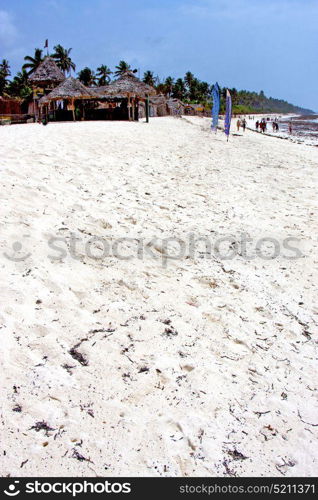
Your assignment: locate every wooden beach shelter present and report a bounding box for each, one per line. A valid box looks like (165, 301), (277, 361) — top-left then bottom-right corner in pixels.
(39, 77), (95, 121)
(28, 56), (65, 118)
(93, 71), (156, 121)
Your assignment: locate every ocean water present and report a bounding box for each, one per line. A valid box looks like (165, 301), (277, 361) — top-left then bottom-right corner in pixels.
(245, 114), (318, 145)
(278, 114), (318, 143)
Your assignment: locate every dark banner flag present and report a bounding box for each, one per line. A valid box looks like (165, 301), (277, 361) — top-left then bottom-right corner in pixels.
(211, 82), (220, 131)
(224, 89), (232, 140)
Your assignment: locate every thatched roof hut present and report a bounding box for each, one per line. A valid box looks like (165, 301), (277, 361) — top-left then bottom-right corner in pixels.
(91, 71), (156, 121)
(138, 94), (168, 118)
(167, 98), (185, 116)
(29, 57), (65, 86)
(39, 77), (96, 105)
(39, 77), (96, 121)
(94, 71), (157, 98)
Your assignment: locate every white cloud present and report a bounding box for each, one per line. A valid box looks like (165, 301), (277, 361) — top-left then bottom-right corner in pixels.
(0, 10), (18, 47)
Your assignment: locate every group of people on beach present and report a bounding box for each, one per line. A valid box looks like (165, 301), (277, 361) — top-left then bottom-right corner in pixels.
(236, 116), (282, 135)
(235, 115), (294, 136)
(236, 118), (247, 132)
(255, 117), (280, 133)
(255, 119), (268, 133)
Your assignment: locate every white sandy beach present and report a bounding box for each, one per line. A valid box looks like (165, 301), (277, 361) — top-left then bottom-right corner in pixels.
(0, 116), (317, 477)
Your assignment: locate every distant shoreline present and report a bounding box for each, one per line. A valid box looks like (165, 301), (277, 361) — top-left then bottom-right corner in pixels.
(230, 113), (318, 147)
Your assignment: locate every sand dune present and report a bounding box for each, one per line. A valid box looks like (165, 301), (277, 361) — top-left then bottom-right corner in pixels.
(0, 117), (317, 476)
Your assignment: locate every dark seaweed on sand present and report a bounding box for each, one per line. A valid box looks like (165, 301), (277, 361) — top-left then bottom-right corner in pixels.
(69, 347), (88, 366)
(30, 421), (55, 435)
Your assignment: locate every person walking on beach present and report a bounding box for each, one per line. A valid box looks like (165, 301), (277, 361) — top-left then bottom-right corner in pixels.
(236, 119), (241, 132)
(262, 119), (267, 132)
(242, 118), (247, 132)
(288, 121), (293, 134)
(260, 120), (266, 133)
(256, 120), (259, 131)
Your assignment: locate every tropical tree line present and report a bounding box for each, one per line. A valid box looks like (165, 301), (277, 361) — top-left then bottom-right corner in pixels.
(0, 46), (313, 114)
(0, 46), (212, 103)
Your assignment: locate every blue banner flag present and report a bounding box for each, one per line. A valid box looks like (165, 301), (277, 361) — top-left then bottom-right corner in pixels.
(211, 83), (220, 131)
(224, 89), (232, 140)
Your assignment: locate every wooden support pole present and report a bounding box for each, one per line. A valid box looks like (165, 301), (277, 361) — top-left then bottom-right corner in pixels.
(145, 95), (149, 123)
(128, 94), (131, 121)
(136, 98), (139, 121)
(71, 99), (75, 121)
(33, 97), (37, 122)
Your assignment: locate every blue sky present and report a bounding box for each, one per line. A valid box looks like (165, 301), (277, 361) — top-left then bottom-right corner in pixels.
(1, 0), (317, 110)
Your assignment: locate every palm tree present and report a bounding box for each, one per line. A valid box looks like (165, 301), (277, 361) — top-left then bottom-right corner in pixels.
(155, 82), (166, 95)
(0, 59), (10, 77)
(96, 65), (112, 86)
(114, 60), (131, 77)
(52, 44), (76, 75)
(77, 67), (96, 86)
(230, 87), (238, 106)
(143, 70), (155, 86)
(0, 77), (5, 95)
(184, 71), (194, 89)
(0, 59), (10, 95)
(190, 78), (201, 101)
(7, 69), (32, 98)
(164, 76), (174, 97)
(172, 78), (186, 100)
(22, 48), (44, 75)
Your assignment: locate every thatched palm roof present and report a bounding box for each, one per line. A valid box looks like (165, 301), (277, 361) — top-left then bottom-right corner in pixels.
(167, 98), (185, 110)
(94, 71), (157, 98)
(150, 94), (167, 105)
(39, 77), (96, 104)
(90, 85), (110, 96)
(29, 57), (65, 84)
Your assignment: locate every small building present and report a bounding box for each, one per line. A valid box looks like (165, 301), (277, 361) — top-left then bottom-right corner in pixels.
(39, 77), (96, 121)
(148, 95), (168, 117)
(167, 98), (185, 116)
(28, 57), (65, 118)
(91, 71), (157, 120)
(0, 97), (25, 124)
(184, 103), (208, 116)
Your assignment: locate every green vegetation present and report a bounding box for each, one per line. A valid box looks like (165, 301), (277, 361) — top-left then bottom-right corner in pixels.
(0, 59), (10, 95)
(155, 72), (211, 104)
(51, 44), (76, 75)
(114, 60), (131, 77)
(225, 88), (314, 115)
(7, 69), (32, 99)
(143, 70), (155, 87)
(22, 48), (44, 75)
(96, 65), (112, 86)
(77, 67), (96, 86)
